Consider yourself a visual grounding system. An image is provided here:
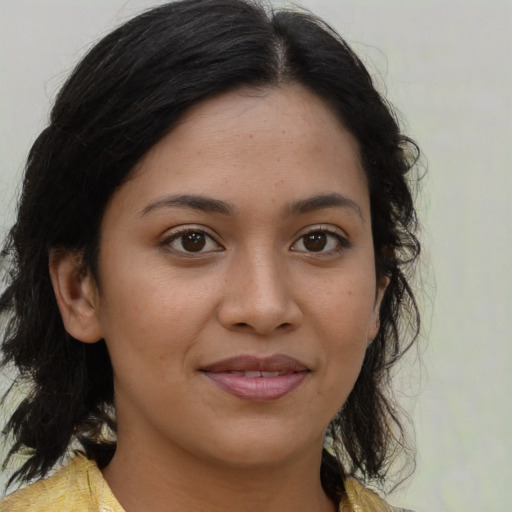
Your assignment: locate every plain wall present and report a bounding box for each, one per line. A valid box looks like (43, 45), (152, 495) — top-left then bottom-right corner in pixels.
(1, 1), (511, 510)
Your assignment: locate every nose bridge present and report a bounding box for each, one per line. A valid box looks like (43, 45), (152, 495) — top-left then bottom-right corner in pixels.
(243, 246), (285, 304)
(218, 243), (302, 335)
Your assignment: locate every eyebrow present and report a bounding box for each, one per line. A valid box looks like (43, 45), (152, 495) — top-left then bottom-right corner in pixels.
(141, 194), (235, 216)
(140, 192), (362, 220)
(287, 193), (363, 220)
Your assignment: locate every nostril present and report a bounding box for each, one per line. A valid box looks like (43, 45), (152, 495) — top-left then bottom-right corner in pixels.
(233, 321), (293, 331)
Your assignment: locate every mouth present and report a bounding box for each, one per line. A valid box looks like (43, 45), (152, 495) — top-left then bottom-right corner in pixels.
(200, 354), (310, 402)
(218, 370), (291, 377)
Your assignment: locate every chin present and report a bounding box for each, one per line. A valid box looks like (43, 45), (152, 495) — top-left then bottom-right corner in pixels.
(195, 422), (323, 469)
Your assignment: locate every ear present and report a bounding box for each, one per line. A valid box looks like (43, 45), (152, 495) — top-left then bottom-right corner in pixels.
(367, 275), (390, 345)
(49, 248), (103, 343)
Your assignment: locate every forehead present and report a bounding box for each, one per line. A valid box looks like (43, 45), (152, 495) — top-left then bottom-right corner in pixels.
(173, 84), (347, 143)
(114, 84), (369, 220)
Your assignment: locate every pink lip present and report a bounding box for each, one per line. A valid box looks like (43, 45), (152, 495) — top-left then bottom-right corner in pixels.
(201, 355), (310, 402)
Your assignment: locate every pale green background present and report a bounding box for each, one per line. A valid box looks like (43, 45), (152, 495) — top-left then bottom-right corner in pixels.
(1, 1), (511, 510)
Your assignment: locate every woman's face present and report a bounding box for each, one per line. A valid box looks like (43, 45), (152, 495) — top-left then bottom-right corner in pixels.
(87, 85), (386, 468)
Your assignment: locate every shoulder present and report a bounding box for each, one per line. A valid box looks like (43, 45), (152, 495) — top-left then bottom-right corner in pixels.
(340, 476), (414, 512)
(0, 454), (124, 512)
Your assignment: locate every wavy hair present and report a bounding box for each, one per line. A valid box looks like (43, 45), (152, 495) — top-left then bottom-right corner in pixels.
(0, 0), (421, 497)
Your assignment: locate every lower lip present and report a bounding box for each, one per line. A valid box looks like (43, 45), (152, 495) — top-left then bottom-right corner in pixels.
(203, 372), (309, 401)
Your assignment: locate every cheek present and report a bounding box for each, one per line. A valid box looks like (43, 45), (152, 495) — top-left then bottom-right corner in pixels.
(308, 272), (377, 334)
(305, 271), (376, 384)
(96, 266), (216, 369)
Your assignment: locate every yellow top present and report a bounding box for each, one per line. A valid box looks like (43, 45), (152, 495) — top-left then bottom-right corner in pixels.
(1, 455), (409, 511)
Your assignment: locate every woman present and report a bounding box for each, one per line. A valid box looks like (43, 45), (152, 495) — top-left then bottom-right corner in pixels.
(0, 0), (420, 510)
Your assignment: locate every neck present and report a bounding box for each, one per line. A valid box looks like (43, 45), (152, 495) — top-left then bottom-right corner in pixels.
(102, 433), (337, 512)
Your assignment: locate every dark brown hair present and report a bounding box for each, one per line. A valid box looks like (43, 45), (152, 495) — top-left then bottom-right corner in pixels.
(1, 0), (421, 497)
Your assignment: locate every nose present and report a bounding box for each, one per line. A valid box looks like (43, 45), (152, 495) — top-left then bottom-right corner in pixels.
(217, 249), (303, 336)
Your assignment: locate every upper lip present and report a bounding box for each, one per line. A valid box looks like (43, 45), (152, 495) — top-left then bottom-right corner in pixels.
(201, 354), (310, 373)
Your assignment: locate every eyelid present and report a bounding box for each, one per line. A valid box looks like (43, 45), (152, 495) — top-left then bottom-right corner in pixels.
(290, 224), (352, 253)
(159, 225), (224, 254)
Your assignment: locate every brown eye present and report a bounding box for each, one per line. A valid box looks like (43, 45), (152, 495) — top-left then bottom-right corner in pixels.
(291, 228), (350, 254)
(163, 228), (222, 254)
(303, 232), (327, 252)
(181, 231), (206, 252)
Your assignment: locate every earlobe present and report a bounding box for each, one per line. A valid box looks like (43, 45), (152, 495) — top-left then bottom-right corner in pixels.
(367, 315), (380, 347)
(368, 276), (390, 345)
(49, 249), (103, 343)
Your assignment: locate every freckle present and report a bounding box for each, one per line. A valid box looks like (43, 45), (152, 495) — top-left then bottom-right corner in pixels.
(249, 134), (253, 139)
(281, 130), (286, 134)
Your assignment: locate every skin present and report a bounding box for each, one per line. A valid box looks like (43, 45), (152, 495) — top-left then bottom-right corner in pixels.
(51, 84), (387, 512)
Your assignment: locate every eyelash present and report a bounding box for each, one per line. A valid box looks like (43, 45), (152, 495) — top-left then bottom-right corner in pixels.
(290, 227), (352, 255)
(159, 226), (351, 256)
(159, 227), (223, 255)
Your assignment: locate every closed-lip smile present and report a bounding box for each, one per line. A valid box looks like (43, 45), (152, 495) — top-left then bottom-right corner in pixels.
(201, 354), (311, 401)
